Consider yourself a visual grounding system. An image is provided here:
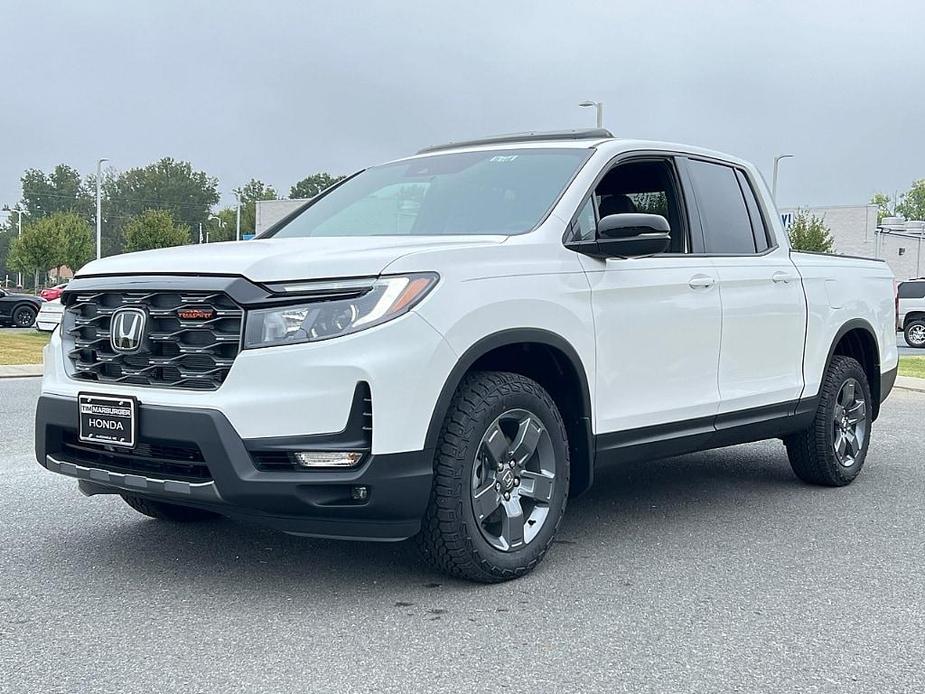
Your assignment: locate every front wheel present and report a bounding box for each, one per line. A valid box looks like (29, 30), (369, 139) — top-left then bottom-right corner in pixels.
(905, 320), (925, 348)
(12, 305), (36, 328)
(784, 355), (872, 486)
(417, 371), (570, 583)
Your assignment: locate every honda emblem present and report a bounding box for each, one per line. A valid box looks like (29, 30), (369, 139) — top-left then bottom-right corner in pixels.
(110, 307), (147, 353)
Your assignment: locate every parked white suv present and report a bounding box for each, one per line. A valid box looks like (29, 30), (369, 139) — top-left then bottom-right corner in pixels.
(897, 279), (925, 347)
(36, 130), (898, 582)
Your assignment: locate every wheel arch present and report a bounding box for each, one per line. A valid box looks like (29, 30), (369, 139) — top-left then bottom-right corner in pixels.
(424, 329), (595, 496)
(823, 318), (882, 420)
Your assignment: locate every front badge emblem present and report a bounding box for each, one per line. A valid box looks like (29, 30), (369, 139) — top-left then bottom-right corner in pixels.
(176, 307), (215, 321)
(110, 307), (147, 353)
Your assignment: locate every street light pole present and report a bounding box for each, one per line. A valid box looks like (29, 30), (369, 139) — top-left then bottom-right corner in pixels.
(7, 206), (24, 287)
(579, 100), (604, 128)
(96, 158), (108, 259)
(235, 195), (242, 241)
(771, 154), (794, 202)
(208, 214), (225, 244)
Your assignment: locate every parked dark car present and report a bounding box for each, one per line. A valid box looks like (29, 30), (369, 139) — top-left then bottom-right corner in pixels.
(0, 289), (44, 327)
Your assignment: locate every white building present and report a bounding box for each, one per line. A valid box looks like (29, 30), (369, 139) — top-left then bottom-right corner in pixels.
(255, 199), (310, 235)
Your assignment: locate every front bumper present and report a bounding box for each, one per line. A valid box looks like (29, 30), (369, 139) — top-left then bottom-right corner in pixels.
(35, 394), (433, 541)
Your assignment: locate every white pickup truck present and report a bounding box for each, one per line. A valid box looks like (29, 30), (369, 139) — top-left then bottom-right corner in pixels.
(35, 130), (898, 582)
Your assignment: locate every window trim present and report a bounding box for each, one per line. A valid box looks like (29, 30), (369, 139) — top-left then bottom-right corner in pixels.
(735, 168), (773, 252)
(562, 152), (697, 256)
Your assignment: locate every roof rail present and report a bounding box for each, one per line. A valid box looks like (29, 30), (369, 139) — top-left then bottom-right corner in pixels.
(417, 128), (614, 154)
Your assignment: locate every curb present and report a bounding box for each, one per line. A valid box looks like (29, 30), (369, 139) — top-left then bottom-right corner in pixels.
(0, 364), (43, 379)
(894, 375), (925, 394)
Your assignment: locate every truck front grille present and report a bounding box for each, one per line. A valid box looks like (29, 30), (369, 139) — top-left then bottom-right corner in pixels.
(62, 290), (243, 390)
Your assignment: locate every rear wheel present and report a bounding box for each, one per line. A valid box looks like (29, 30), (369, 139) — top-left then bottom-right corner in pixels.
(905, 320), (925, 348)
(784, 355), (872, 486)
(417, 371), (570, 583)
(12, 305), (36, 328)
(121, 494), (220, 522)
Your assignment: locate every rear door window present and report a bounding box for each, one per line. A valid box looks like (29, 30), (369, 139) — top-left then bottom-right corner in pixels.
(687, 159), (756, 254)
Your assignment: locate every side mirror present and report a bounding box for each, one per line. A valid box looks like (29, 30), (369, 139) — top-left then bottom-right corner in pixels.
(567, 213), (671, 259)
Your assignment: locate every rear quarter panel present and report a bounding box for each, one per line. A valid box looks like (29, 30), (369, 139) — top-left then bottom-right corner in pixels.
(790, 252), (898, 398)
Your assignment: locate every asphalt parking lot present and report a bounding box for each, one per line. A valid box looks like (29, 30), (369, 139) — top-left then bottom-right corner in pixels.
(2, 378), (924, 693)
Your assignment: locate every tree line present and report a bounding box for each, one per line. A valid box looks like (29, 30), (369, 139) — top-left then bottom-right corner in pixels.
(0, 159), (344, 288)
(871, 180), (925, 223)
(3, 161), (923, 288)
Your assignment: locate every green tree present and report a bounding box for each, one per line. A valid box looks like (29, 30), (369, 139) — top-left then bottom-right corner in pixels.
(788, 211), (835, 253)
(8, 217), (65, 287)
(870, 192), (895, 223)
(289, 172), (345, 200)
(234, 179), (279, 236)
(122, 209), (191, 252)
(897, 180), (925, 222)
(44, 212), (95, 274)
(106, 158), (219, 253)
(20, 164), (95, 220)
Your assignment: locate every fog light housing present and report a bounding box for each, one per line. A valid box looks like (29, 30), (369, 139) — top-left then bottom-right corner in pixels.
(351, 486), (369, 501)
(292, 451), (363, 468)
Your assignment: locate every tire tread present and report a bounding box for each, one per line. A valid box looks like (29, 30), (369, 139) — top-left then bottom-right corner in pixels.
(417, 371), (569, 583)
(785, 355), (871, 487)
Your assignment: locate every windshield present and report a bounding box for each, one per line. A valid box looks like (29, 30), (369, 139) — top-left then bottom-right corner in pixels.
(265, 148), (591, 238)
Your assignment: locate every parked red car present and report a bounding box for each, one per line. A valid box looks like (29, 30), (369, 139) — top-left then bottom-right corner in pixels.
(39, 283), (67, 301)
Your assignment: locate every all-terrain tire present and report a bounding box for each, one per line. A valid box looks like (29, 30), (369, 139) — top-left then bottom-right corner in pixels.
(417, 371), (570, 583)
(121, 493), (220, 522)
(784, 355), (872, 486)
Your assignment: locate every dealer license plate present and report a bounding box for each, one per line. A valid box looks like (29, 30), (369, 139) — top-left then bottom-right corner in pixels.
(78, 394), (137, 448)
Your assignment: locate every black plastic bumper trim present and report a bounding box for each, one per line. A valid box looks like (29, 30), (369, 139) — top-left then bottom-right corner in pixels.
(35, 394), (432, 541)
(881, 365), (898, 404)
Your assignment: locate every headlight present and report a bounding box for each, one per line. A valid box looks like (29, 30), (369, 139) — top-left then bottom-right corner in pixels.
(243, 272), (439, 349)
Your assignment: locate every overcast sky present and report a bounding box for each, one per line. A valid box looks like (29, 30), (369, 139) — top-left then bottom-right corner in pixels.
(2, 0), (923, 211)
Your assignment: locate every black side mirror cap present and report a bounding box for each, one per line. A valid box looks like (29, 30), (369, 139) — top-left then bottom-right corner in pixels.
(565, 212), (672, 259)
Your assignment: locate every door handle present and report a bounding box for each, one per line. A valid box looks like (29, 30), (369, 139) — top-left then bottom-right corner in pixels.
(772, 271), (795, 284)
(688, 275), (715, 289)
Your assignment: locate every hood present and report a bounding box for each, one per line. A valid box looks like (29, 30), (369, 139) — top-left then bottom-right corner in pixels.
(76, 235), (504, 282)
(4, 292), (44, 302)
